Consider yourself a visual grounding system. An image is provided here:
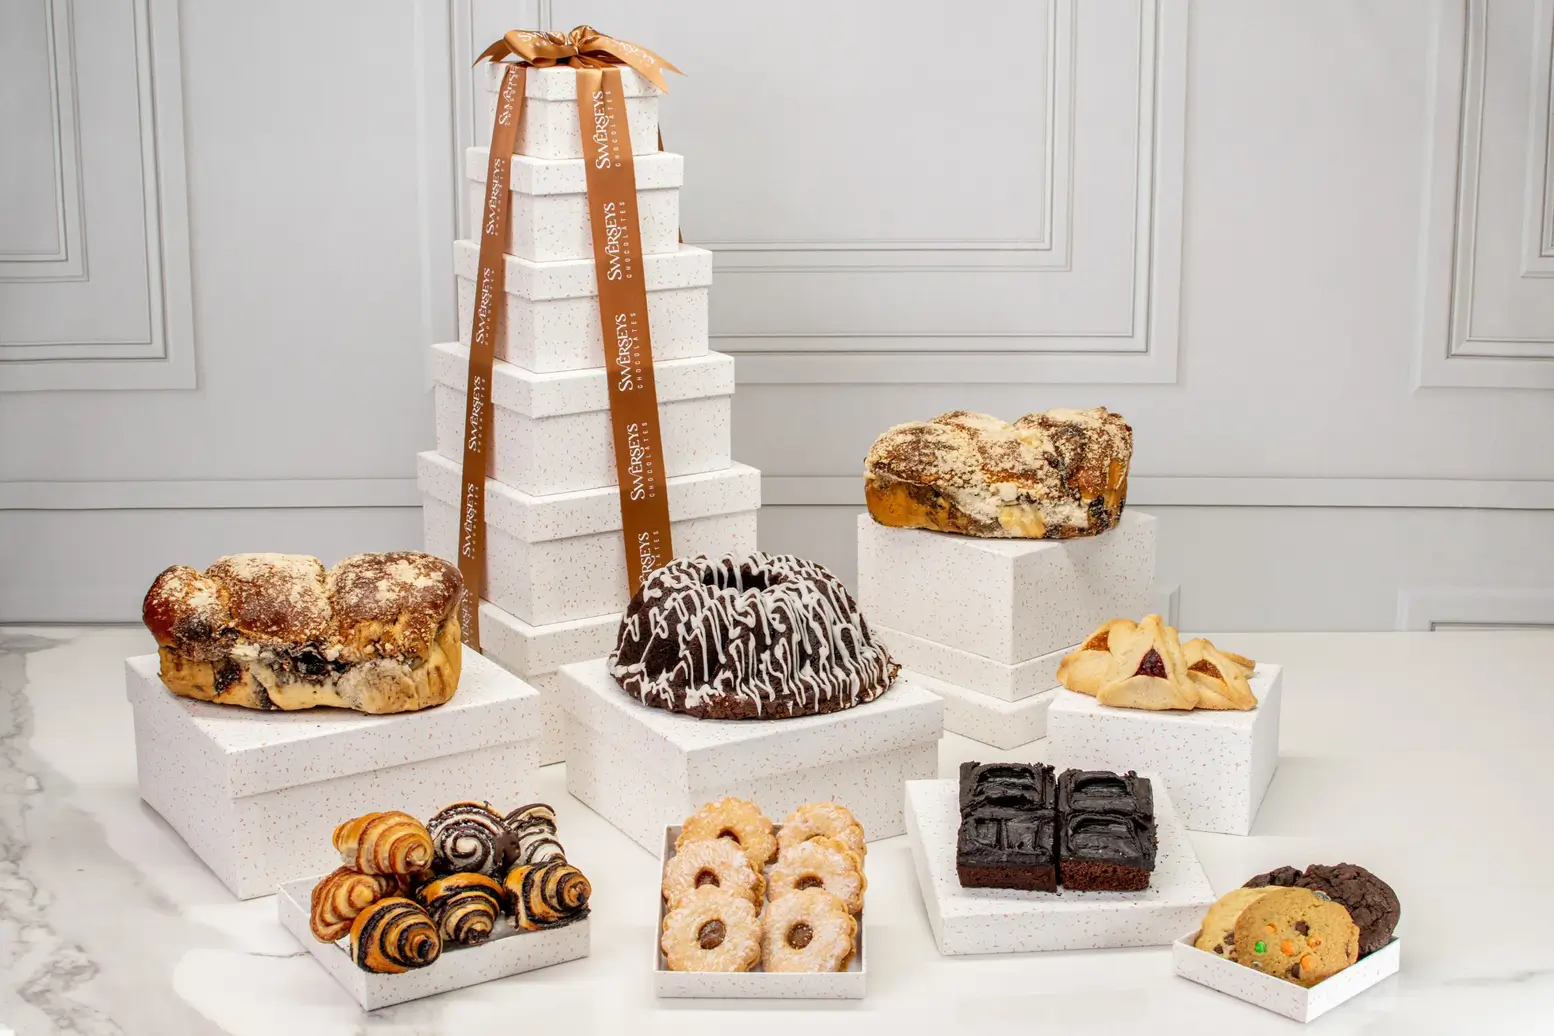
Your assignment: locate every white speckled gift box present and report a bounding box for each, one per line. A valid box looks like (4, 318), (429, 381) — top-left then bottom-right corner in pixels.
(466, 146), (682, 263)
(429, 341), (732, 496)
(1173, 932), (1401, 1023)
(653, 825), (866, 998)
(454, 239), (710, 373)
(855, 511), (1157, 664)
(276, 875), (590, 1011)
(557, 658), (944, 854)
(488, 62), (660, 161)
(904, 777), (1215, 956)
(1045, 665), (1283, 836)
(905, 670), (1058, 750)
(124, 651), (540, 900)
(418, 451), (759, 626)
(476, 602), (620, 765)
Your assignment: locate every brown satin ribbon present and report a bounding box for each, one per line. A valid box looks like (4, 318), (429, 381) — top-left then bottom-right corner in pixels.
(462, 29), (681, 627)
(456, 63), (526, 650)
(576, 65), (675, 590)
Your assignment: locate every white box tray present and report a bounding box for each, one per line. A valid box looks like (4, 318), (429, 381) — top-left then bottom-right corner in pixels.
(455, 239), (709, 374)
(1174, 932), (1401, 1023)
(126, 650), (539, 899)
(1046, 664), (1283, 836)
(559, 658), (944, 853)
(904, 777), (1214, 956)
(488, 62), (660, 161)
(419, 452), (760, 626)
(467, 146), (681, 263)
(430, 342), (733, 496)
(276, 875), (589, 1011)
(653, 825), (865, 999)
(875, 622), (1069, 702)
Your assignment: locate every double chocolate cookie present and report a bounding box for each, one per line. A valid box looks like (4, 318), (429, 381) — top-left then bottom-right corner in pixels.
(1245, 862), (1400, 957)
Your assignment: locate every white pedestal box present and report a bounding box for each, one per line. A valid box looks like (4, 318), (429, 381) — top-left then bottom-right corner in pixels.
(904, 778), (1214, 956)
(653, 825), (866, 999)
(419, 451), (760, 626)
(125, 651), (540, 900)
(557, 658), (944, 854)
(912, 671), (1057, 750)
(873, 622), (1067, 702)
(1045, 665), (1283, 836)
(1174, 934), (1401, 1023)
(477, 601), (620, 765)
(856, 511), (1156, 664)
(277, 876), (589, 1011)
(467, 146), (682, 263)
(430, 341), (733, 496)
(488, 63), (661, 161)
(455, 239), (710, 374)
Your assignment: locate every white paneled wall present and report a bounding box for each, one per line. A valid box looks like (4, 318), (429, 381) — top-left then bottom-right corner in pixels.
(2, 0), (1551, 630)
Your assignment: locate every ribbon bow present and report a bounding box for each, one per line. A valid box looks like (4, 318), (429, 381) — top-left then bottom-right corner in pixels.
(477, 25), (681, 93)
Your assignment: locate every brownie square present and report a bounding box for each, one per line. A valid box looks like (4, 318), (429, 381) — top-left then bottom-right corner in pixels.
(959, 761), (1056, 814)
(956, 805), (1058, 892)
(1057, 769), (1153, 818)
(1057, 811), (1158, 891)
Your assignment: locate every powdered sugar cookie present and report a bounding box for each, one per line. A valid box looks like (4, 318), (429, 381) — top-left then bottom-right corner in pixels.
(760, 887), (856, 972)
(777, 802), (867, 860)
(767, 836), (865, 914)
(676, 798), (777, 869)
(662, 837), (764, 909)
(660, 886), (761, 973)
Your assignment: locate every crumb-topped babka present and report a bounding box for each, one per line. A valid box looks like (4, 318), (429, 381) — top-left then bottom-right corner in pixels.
(608, 552), (899, 720)
(142, 551), (462, 714)
(864, 408), (1133, 539)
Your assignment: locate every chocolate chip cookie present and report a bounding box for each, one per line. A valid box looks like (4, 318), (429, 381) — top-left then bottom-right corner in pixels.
(1244, 862), (1400, 957)
(1233, 887), (1359, 987)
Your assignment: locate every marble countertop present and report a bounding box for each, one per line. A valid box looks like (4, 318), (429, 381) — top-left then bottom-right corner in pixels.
(3, 626), (1551, 1035)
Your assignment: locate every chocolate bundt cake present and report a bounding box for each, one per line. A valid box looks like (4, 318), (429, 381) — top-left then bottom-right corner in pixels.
(608, 552), (899, 720)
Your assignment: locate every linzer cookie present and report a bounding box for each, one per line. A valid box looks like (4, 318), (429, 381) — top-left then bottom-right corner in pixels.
(864, 408), (1132, 539)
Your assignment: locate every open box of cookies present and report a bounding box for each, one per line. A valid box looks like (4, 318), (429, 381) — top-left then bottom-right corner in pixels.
(1173, 863), (1403, 1022)
(654, 798), (867, 999)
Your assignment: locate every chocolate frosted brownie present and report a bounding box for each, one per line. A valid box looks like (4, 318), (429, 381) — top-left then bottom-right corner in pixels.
(1059, 810), (1158, 891)
(956, 762), (1059, 891)
(1057, 769), (1153, 817)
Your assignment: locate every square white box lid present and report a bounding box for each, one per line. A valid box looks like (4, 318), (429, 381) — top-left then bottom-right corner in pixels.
(452, 239), (712, 301)
(478, 600), (621, 678)
(429, 342), (732, 418)
(466, 146), (683, 194)
(486, 61), (660, 100)
(123, 649), (539, 798)
(1049, 664), (1282, 730)
(417, 450), (761, 544)
(557, 658), (944, 787)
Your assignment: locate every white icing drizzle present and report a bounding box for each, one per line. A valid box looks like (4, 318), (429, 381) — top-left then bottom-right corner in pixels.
(608, 553), (898, 718)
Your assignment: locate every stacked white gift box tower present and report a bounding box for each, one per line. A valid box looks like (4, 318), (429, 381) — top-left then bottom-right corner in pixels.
(418, 66), (760, 764)
(860, 508), (1283, 837)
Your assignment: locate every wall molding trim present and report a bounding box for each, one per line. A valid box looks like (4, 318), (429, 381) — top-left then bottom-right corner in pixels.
(1396, 586), (1554, 630)
(7, 474), (1554, 512)
(0, 0), (196, 391)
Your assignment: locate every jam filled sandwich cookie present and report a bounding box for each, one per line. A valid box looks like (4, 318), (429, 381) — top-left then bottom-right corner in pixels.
(1232, 887), (1359, 987)
(661, 886), (762, 973)
(676, 797), (778, 871)
(760, 887), (857, 973)
(662, 837), (765, 910)
(777, 802), (867, 861)
(767, 837), (866, 915)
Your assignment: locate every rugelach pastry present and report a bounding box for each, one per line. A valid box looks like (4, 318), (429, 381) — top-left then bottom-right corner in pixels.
(309, 868), (401, 942)
(416, 872), (505, 945)
(610, 552), (898, 720)
(864, 408), (1132, 539)
(142, 551), (462, 713)
(349, 897), (441, 974)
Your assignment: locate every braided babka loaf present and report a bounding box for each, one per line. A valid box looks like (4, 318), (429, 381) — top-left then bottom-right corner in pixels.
(865, 408), (1133, 539)
(608, 552), (899, 720)
(142, 551), (462, 714)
